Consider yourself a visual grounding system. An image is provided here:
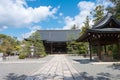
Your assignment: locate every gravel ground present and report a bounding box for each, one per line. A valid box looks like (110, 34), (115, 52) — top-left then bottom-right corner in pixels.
(66, 56), (120, 80)
(0, 55), (53, 80)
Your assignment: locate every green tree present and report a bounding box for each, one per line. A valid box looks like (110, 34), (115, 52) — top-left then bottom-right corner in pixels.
(67, 32), (88, 55)
(67, 33), (75, 54)
(20, 40), (31, 57)
(107, 0), (120, 20)
(81, 16), (90, 34)
(26, 31), (46, 57)
(71, 24), (78, 30)
(78, 16), (91, 55)
(77, 42), (88, 54)
(91, 5), (104, 23)
(0, 34), (20, 55)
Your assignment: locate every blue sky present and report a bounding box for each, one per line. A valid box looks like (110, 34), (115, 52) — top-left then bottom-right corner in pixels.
(0, 0), (112, 40)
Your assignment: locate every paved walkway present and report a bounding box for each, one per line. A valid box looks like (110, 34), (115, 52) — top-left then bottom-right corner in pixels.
(26, 55), (82, 80)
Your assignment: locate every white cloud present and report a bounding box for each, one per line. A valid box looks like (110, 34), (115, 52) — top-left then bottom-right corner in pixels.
(0, 26), (8, 31)
(21, 30), (35, 39)
(59, 13), (63, 16)
(46, 28), (62, 30)
(96, 0), (113, 8)
(63, 1), (95, 29)
(29, 25), (41, 31)
(63, 0), (112, 29)
(19, 25), (41, 41)
(3, 26), (8, 29)
(77, 1), (95, 11)
(0, 0), (58, 28)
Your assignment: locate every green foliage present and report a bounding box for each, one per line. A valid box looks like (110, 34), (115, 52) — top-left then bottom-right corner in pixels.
(113, 53), (119, 60)
(0, 34), (20, 55)
(67, 33), (88, 55)
(67, 41), (88, 54)
(22, 31), (47, 57)
(40, 52), (47, 57)
(111, 45), (119, 60)
(71, 24), (78, 30)
(78, 42), (88, 54)
(104, 44), (119, 60)
(19, 53), (26, 59)
(108, 0), (120, 20)
(91, 5), (104, 24)
(81, 16), (90, 35)
(83, 16), (90, 29)
(20, 41), (31, 57)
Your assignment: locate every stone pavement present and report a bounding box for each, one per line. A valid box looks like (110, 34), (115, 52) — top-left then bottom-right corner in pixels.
(26, 55), (82, 80)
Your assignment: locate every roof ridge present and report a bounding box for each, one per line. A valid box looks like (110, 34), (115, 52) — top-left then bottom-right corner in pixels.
(37, 29), (80, 31)
(92, 13), (113, 29)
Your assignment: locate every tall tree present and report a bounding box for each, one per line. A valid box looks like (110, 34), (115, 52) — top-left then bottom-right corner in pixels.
(107, 0), (120, 20)
(81, 16), (90, 34)
(28, 31), (46, 57)
(91, 5), (104, 24)
(79, 16), (91, 55)
(67, 30), (88, 55)
(71, 24), (78, 30)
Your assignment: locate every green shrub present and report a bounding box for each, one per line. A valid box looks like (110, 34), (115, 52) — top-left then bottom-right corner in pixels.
(19, 53), (26, 59)
(40, 52), (47, 57)
(113, 53), (119, 60)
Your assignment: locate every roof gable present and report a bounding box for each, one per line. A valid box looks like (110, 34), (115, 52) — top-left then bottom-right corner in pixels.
(92, 13), (120, 29)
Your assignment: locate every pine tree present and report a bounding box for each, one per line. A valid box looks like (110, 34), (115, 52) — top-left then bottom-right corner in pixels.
(22, 31), (46, 58)
(91, 5), (104, 24)
(29, 31), (46, 57)
(107, 0), (120, 20)
(81, 16), (90, 34)
(71, 24), (78, 30)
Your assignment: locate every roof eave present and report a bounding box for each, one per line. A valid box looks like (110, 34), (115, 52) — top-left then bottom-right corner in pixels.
(76, 30), (90, 42)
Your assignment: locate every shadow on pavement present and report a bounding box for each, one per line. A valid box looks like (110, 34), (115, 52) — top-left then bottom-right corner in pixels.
(79, 72), (94, 80)
(80, 72), (110, 80)
(4, 72), (120, 80)
(4, 73), (27, 80)
(107, 63), (120, 70)
(73, 58), (96, 64)
(79, 72), (120, 80)
(97, 72), (120, 80)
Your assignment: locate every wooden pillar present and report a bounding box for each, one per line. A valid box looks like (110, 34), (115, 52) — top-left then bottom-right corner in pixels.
(98, 43), (102, 60)
(104, 45), (107, 55)
(116, 41), (120, 60)
(119, 44), (120, 60)
(51, 42), (53, 54)
(89, 43), (92, 61)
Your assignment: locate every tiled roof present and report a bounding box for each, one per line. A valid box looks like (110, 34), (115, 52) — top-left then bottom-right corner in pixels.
(38, 30), (80, 42)
(92, 13), (120, 29)
(77, 13), (120, 42)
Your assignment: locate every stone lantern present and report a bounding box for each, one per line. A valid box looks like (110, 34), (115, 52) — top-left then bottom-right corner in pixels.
(30, 44), (34, 57)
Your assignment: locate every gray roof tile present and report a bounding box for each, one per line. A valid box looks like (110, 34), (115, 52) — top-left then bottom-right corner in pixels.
(38, 30), (80, 42)
(92, 13), (120, 29)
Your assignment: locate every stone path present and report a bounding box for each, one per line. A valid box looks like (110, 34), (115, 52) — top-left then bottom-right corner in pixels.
(26, 55), (82, 80)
